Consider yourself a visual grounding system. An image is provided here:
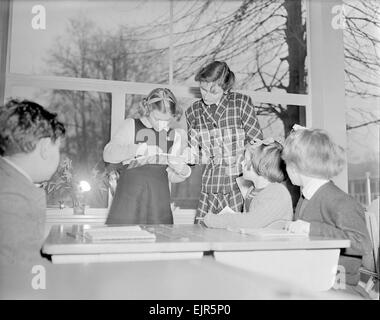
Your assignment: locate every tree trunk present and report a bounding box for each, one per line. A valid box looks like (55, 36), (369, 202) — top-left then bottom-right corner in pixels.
(282, 0), (307, 207)
(282, 0), (307, 135)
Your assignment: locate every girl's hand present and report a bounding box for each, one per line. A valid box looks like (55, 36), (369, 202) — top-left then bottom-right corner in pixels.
(284, 220), (310, 234)
(168, 157), (190, 176)
(181, 147), (197, 164)
(135, 143), (148, 157)
(168, 118), (183, 130)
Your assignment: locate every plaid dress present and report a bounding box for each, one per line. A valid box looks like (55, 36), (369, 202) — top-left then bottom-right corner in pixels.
(186, 92), (262, 219)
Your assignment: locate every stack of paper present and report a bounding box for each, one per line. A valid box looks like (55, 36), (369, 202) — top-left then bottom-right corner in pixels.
(84, 226), (156, 242)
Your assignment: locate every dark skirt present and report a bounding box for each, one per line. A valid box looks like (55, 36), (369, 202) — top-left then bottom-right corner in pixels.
(106, 164), (173, 225)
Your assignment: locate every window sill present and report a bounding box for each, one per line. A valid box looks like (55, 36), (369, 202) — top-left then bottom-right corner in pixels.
(45, 208), (196, 227)
(46, 208), (108, 217)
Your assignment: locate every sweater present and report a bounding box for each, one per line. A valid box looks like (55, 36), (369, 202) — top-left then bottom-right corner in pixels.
(0, 157), (46, 266)
(204, 182), (293, 229)
(103, 118), (190, 183)
(295, 181), (372, 285)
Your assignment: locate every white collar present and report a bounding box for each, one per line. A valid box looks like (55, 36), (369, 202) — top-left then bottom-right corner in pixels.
(302, 177), (329, 200)
(2, 156), (34, 184)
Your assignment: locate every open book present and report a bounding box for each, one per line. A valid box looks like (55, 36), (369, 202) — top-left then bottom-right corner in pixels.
(128, 153), (186, 169)
(83, 225), (156, 242)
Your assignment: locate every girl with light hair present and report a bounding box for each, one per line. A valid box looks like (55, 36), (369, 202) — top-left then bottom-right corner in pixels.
(282, 126), (372, 288)
(103, 88), (190, 224)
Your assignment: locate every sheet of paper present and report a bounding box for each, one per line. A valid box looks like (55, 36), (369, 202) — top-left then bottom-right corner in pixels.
(264, 220), (290, 230)
(218, 206), (236, 215)
(239, 227), (308, 238)
(128, 153), (185, 169)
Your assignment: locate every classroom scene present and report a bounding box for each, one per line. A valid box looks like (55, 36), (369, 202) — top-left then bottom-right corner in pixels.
(0, 0), (379, 302)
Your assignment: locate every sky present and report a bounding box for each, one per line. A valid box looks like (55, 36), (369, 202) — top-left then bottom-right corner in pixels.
(7, 0), (380, 174)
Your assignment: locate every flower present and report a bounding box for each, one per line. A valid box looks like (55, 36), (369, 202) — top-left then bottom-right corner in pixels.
(42, 156), (109, 209)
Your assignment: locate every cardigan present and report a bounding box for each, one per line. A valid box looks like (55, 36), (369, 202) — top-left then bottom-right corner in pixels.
(103, 117), (190, 182)
(204, 182), (293, 229)
(295, 181), (372, 285)
(0, 157), (46, 265)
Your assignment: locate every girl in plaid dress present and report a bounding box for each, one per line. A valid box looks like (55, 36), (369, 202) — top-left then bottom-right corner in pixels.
(185, 61), (263, 220)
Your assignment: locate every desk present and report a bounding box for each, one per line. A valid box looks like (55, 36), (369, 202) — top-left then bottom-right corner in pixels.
(42, 224), (350, 291)
(0, 258), (352, 300)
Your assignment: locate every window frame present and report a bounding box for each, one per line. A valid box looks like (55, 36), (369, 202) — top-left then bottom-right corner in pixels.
(4, 0), (352, 214)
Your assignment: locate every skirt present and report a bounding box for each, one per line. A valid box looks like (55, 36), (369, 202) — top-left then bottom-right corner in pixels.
(106, 164), (173, 225)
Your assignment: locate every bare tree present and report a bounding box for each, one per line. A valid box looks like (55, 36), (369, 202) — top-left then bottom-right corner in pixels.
(147, 0), (378, 134)
(45, 17), (167, 206)
(344, 0), (380, 131)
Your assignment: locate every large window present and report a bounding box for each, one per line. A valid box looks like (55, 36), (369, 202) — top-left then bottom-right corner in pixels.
(343, 0), (380, 206)
(6, 86), (111, 209)
(6, 0), (311, 212)
(10, 0), (308, 93)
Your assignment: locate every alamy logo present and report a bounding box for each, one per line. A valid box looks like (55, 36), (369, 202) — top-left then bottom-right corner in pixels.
(332, 265), (346, 290)
(31, 4), (46, 30)
(31, 265), (46, 290)
(331, 5), (346, 30)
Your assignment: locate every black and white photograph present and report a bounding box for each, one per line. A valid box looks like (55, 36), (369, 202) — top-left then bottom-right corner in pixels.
(0, 0), (378, 305)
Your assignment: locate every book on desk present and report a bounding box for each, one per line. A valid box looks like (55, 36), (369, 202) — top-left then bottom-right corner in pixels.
(67, 225), (157, 242)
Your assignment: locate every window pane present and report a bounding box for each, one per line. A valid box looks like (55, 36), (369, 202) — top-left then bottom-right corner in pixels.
(171, 0), (308, 94)
(11, 0), (308, 93)
(343, 0), (380, 206)
(6, 87), (111, 209)
(10, 0), (169, 83)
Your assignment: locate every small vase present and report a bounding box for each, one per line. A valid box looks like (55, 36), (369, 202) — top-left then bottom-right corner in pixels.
(72, 194), (85, 215)
(73, 203), (85, 215)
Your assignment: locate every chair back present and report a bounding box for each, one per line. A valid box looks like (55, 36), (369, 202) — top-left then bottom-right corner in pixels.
(364, 198), (379, 274)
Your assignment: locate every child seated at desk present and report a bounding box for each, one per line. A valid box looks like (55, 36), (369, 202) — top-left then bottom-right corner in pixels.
(0, 99), (65, 265)
(203, 138), (293, 229)
(282, 126), (372, 287)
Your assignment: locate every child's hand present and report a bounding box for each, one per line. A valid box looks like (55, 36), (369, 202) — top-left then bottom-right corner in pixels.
(168, 157), (190, 176)
(284, 220), (310, 234)
(135, 143), (148, 157)
(168, 118), (183, 130)
(181, 147), (197, 164)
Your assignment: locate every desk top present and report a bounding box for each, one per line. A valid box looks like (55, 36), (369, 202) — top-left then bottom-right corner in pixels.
(0, 257), (351, 300)
(42, 224), (350, 256)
